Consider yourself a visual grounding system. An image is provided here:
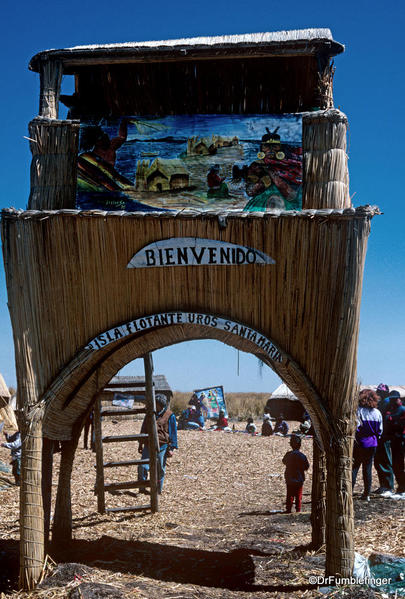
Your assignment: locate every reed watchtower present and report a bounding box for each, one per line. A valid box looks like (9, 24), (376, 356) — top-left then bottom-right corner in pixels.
(1, 28), (378, 589)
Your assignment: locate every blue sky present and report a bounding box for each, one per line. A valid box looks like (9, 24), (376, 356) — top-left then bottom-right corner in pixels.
(0, 0), (404, 392)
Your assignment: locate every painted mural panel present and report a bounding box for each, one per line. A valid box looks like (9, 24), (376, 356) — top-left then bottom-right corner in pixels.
(194, 386), (227, 419)
(77, 114), (302, 212)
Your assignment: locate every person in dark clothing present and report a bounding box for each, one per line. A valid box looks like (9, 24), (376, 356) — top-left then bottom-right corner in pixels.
(352, 389), (383, 501)
(261, 414), (274, 436)
(374, 383), (394, 494)
(138, 394), (178, 494)
(384, 393), (405, 496)
(282, 434), (309, 513)
(274, 414), (289, 436)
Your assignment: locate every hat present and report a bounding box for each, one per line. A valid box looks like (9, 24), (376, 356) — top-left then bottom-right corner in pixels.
(388, 390), (401, 399)
(377, 383), (389, 392)
(155, 394), (167, 407)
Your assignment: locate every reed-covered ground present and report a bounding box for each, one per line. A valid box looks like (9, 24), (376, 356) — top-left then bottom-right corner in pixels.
(0, 418), (403, 598)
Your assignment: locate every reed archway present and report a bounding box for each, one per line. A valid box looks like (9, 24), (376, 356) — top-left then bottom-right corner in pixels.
(2, 205), (376, 587)
(41, 315), (329, 562)
(41, 313), (333, 445)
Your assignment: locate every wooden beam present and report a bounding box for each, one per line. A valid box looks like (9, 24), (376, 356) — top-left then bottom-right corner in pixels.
(93, 395), (105, 514)
(102, 433), (148, 443)
(144, 353), (159, 513)
(39, 59), (63, 118)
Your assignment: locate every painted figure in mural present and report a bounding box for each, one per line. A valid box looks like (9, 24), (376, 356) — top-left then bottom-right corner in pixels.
(243, 127), (302, 211)
(77, 118), (134, 199)
(207, 164), (229, 199)
(138, 394), (178, 494)
(282, 434), (309, 513)
(352, 389), (383, 502)
(189, 392), (209, 418)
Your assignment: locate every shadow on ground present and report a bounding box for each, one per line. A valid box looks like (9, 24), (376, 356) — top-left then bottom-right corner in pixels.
(47, 536), (316, 593)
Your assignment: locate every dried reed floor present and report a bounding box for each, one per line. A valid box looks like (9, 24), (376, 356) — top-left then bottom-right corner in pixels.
(0, 420), (404, 598)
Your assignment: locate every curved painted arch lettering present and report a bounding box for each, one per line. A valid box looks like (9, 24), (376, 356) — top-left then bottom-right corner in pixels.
(85, 311), (283, 364)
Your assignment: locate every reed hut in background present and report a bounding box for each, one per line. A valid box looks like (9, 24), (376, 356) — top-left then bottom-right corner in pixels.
(0, 374), (17, 431)
(1, 29), (379, 589)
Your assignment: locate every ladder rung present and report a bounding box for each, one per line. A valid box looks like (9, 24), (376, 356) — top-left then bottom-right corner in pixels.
(104, 480), (151, 491)
(102, 434), (148, 443)
(105, 505), (151, 513)
(101, 408), (146, 417)
(103, 459), (149, 468)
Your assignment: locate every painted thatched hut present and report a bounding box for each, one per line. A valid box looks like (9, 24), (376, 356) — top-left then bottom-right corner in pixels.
(0, 28), (380, 590)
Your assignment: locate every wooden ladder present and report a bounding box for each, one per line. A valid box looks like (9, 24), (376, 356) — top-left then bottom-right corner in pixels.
(93, 353), (160, 514)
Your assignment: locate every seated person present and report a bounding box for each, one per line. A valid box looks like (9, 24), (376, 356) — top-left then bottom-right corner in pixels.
(274, 414), (289, 436)
(261, 414), (274, 436)
(245, 417), (257, 434)
(214, 409), (230, 431)
(178, 405), (205, 430)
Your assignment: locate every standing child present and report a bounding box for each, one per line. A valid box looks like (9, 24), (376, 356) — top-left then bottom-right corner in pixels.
(1, 428), (22, 486)
(282, 434), (309, 513)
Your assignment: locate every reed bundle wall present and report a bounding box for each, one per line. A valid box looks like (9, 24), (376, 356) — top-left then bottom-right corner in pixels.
(2, 206), (375, 580)
(302, 110), (349, 209)
(28, 118), (79, 210)
(2, 206), (373, 439)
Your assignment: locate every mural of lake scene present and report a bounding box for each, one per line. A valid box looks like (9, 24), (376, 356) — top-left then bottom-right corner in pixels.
(76, 114), (302, 212)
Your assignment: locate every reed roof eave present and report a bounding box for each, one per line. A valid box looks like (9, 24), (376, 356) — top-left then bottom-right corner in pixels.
(28, 28), (344, 73)
(0, 206), (381, 223)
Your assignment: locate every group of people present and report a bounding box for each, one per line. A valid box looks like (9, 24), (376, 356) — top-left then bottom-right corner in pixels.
(353, 384), (405, 501)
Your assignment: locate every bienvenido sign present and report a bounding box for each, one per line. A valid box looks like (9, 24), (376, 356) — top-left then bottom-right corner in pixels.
(127, 238), (275, 268)
(85, 312), (283, 364)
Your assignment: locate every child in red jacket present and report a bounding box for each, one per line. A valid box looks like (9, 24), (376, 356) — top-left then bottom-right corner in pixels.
(282, 434), (309, 513)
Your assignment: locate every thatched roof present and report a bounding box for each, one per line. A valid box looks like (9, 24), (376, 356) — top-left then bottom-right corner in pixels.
(104, 375), (172, 395)
(29, 29), (344, 72)
(269, 383), (298, 401)
(146, 158), (189, 179)
(0, 373), (10, 398)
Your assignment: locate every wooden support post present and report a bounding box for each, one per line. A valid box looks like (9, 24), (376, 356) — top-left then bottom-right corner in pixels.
(93, 395), (106, 514)
(39, 59), (63, 119)
(311, 437), (326, 549)
(19, 409), (44, 590)
(144, 353), (159, 513)
(41, 438), (54, 546)
(52, 429), (80, 544)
